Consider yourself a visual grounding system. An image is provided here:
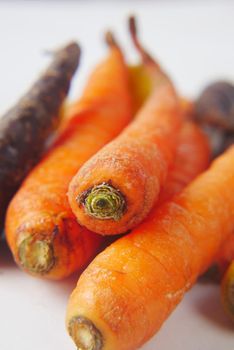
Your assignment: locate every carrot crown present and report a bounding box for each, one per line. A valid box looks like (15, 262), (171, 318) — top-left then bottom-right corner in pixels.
(77, 182), (126, 221)
(18, 236), (55, 274)
(68, 316), (103, 350)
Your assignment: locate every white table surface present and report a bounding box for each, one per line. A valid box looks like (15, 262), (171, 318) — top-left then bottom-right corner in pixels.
(0, 1), (233, 349)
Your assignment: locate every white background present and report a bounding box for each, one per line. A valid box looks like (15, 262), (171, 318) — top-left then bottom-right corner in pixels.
(0, 1), (233, 349)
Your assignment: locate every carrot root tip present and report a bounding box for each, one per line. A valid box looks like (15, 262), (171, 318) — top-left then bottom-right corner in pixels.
(68, 316), (103, 350)
(77, 182), (126, 221)
(18, 237), (55, 274)
(105, 31), (118, 49)
(128, 15), (154, 65)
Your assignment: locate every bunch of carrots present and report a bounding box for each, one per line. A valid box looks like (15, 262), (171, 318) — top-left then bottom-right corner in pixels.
(1, 17), (234, 350)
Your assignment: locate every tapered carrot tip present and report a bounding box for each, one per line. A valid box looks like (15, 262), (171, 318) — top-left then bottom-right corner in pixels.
(128, 15), (156, 66)
(18, 236), (55, 274)
(221, 261), (234, 321)
(77, 182), (126, 221)
(105, 31), (118, 49)
(68, 316), (103, 350)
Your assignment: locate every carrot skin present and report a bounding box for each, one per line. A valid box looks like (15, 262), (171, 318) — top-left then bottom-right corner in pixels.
(99, 117), (211, 251)
(5, 46), (133, 280)
(157, 121), (210, 204)
(66, 147), (234, 350)
(0, 42), (80, 228)
(69, 81), (182, 235)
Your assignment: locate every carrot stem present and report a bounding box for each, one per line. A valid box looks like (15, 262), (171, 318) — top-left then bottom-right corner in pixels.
(78, 182), (126, 221)
(68, 316), (103, 350)
(18, 236), (55, 274)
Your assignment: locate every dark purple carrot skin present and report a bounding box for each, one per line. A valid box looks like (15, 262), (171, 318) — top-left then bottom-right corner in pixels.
(195, 81), (234, 131)
(0, 42), (80, 227)
(194, 81), (234, 157)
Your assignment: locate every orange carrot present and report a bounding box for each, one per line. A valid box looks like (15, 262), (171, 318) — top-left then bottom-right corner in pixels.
(5, 39), (133, 280)
(68, 17), (183, 235)
(103, 119), (211, 250)
(157, 121), (210, 205)
(66, 146), (234, 350)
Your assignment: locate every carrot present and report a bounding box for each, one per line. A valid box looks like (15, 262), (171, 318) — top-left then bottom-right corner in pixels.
(157, 121), (210, 205)
(179, 97), (194, 120)
(5, 38), (133, 280)
(127, 64), (154, 115)
(103, 119), (211, 252)
(66, 146), (234, 350)
(195, 81), (234, 132)
(194, 80), (234, 280)
(194, 80), (234, 157)
(194, 80), (234, 279)
(221, 260), (234, 321)
(68, 17), (183, 235)
(214, 233), (234, 277)
(0, 42), (80, 229)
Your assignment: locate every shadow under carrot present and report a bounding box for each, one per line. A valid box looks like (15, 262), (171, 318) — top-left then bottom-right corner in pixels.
(192, 284), (234, 331)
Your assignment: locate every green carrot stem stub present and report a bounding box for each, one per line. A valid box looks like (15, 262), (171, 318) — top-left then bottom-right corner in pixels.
(78, 183), (126, 221)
